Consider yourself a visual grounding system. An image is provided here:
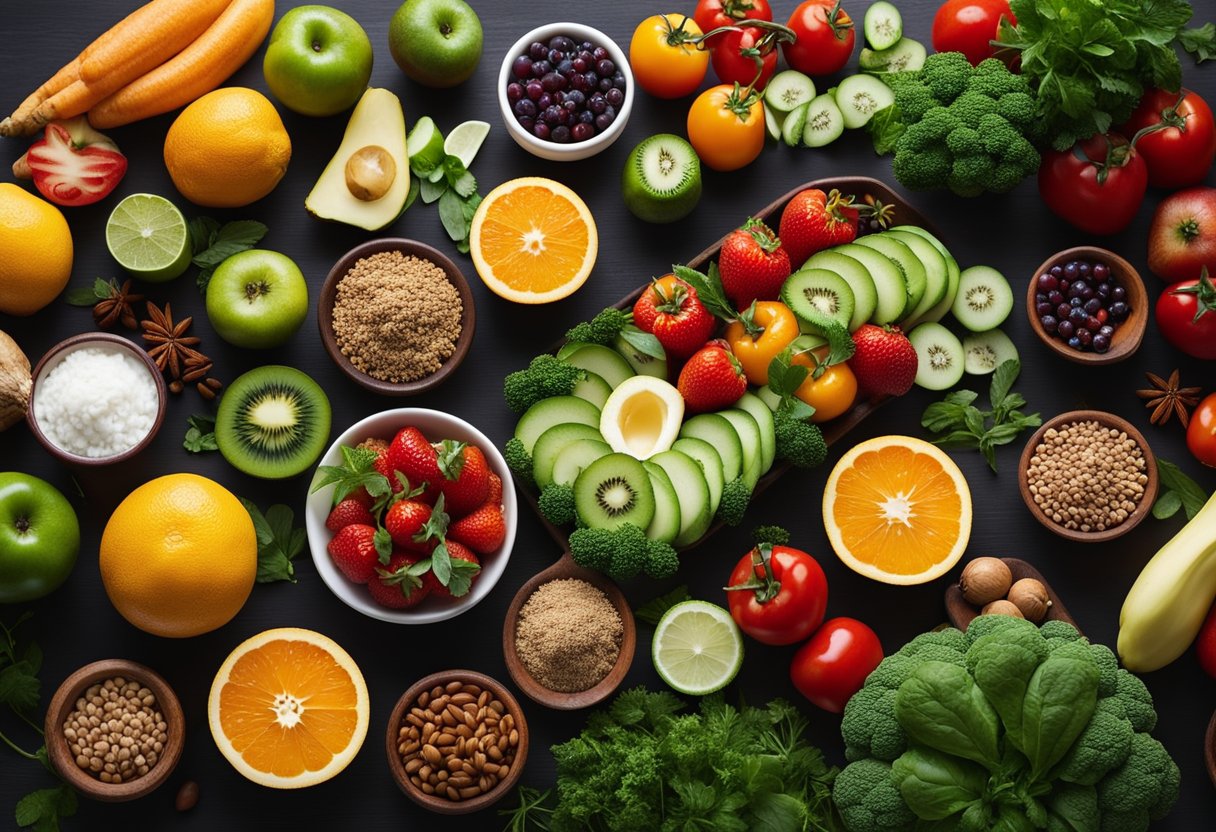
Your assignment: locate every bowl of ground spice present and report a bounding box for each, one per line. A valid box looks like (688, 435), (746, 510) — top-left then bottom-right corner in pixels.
(502, 552), (636, 710)
(1017, 410), (1159, 543)
(44, 659), (184, 802)
(319, 238), (475, 395)
(386, 669), (527, 814)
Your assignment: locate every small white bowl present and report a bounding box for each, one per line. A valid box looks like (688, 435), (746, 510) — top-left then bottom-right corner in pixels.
(305, 408), (517, 625)
(497, 22), (634, 162)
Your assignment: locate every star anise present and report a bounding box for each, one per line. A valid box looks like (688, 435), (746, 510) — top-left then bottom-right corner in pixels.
(92, 279), (143, 330)
(141, 302), (205, 383)
(1136, 370), (1202, 427)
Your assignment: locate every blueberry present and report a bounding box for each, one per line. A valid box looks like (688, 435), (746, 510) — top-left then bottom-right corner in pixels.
(548, 48), (564, 64)
(517, 116), (534, 131)
(578, 109), (594, 124)
(1058, 320), (1075, 338)
(512, 56), (533, 79)
(1093, 334), (1110, 353)
(589, 94), (607, 114)
(595, 111), (614, 131)
(1109, 301), (1130, 321)
(551, 125), (571, 143)
(606, 87), (625, 108)
(1068, 282), (1087, 299)
(531, 60), (551, 78)
(1083, 298), (1101, 314)
(537, 93), (552, 109)
(1096, 282), (1111, 298)
(1050, 265), (1064, 277)
(1080, 285), (1095, 300)
(557, 59), (574, 76)
(1057, 302), (1072, 318)
(513, 99), (537, 118)
(599, 77), (614, 92)
(1111, 285), (1126, 302)
(580, 41), (594, 52)
(1069, 297), (1082, 308)
(533, 122), (550, 140)
(1093, 263), (1110, 280)
(592, 46), (609, 61)
(1036, 301), (1053, 316)
(565, 90), (586, 108)
(1041, 315), (1058, 333)
(596, 59), (615, 76)
(542, 105), (563, 125)
(1068, 336), (1082, 349)
(549, 35), (575, 52)
(1064, 262), (1079, 279)
(613, 73), (627, 90)
(1070, 307), (1087, 323)
(1098, 324), (1115, 338)
(1048, 290), (1064, 305)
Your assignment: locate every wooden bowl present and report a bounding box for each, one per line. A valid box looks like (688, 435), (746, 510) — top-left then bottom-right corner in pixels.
(44, 659), (183, 802)
(1025, 246), (1147, 366)
(502, 552), (636, 710)
(1205, 709), (1216, 789)
(1017, 410), (1158, 543)
(945, 558), (1080, 633)
(386, 670), (527, 815)
(318, 238), (475, 396)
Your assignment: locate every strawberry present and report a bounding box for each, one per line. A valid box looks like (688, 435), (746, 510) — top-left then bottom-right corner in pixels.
(386, 426), (441, 502)
(430, 540), (481, 600)
(778, 188), (860, 268)
(384, 499), (435, 551)
(849, 324), (918, 397)
(448, 501), (506, 554)
(717, 217), (791, 310)
(631, 274), (717, 359)
(677, 341), (748, 414)
(436, 440), (490, 517)
(487, 472), (503, 504)
(327, 524), (381, 584)
(367, 551), (431, 609)
(325, 498), (374, 532)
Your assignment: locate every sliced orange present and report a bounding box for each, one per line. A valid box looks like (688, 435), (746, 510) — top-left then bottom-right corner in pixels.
(823, 435), (972, 585)
(469, 176), (598, 303)
(208, 627), (369, 789)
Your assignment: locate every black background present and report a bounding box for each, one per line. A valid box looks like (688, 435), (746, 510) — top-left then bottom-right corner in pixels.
(2, 0), (1216, 829)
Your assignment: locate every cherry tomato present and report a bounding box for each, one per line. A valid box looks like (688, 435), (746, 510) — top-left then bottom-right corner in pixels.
(1122, 88), (1216, 189)
(694, 0), (772, 40)
(790, 355), (857, 423)
(1155, 269), (1216, 360)
(724, 301), (799, 384)
(1197, 601), (1216, 680)
(783, 0), (855, 78)
(711, 26), (778, 89)
(1038, 133), (1148, 236)
(932, 0), (1016, 66)
(789, 617), (883, 713)
(726, 542), (828, 645)
(1188, 393), (1216, 468)
(630, 14), (710, 99)
(687, 83), (765, 172)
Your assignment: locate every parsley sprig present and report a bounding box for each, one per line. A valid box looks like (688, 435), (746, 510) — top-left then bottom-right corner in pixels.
(921, 359), (1041, 472)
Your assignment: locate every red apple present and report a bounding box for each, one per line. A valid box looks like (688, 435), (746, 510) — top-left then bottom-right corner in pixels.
(1148, 186), (1216, 282)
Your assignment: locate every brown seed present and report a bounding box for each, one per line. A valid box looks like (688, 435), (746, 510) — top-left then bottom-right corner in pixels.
(446, 785), (461, 801)
(450, 692), (475, 706)
(175, 781), (199, 812)
(445, 681), (463, 694)
(421, 782), (435, 795)
(436, 732), (456, 747)
(418, 765), (432, 781)
(405, 758), (423, 775)
(459, 786), (481, 799)
(446, 757), (464, 773)
(422, 745), (441, 766)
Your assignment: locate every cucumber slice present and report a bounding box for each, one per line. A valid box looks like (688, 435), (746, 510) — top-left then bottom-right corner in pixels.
(764, 103), (785, 142)
(551, 439), (611, 487)
(718, 410), (763, 490)
(909, 322), (965, 391)
(532, 422), (604, 488)
(952, 266), (1014, 332)
(514, 396), (601, 454)
(732, 392), (775, 475)
(834, 75), (895, 129)
(831, 243), (907, 325)
(885, 229), (949, 326)
(642, 461), (682, 544)
(803, 249), (879, 331)
(782, 101), (810, 148)
(859, 38), (926, 74)
(679, 413), (743, 483)
(890, 225), (961, 325)
(558, 342), (635, 388)
(963, 329), (1019, 375)
(613, 331), (667, 379)
(864, 1), (903, 50)
(765, 69), (817, 113)
(650, 450), (712, 548)
(570, 371), (612, 410)
(672, 437), (724, 518)
(853, 234), (927, 321)
(802, 94), (845, 148)
(781, 268), (855, 334)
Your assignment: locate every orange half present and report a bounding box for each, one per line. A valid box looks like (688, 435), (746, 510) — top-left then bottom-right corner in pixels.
(208, 627), (369, 788)
(823, 435), (972, 585)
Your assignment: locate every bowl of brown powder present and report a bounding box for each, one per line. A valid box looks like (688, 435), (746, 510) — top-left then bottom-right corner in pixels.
(319, 238), (475, 395)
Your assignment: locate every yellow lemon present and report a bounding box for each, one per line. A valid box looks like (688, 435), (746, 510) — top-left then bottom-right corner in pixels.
(100, 473), (257, 637)
(0, 183), (73, 316)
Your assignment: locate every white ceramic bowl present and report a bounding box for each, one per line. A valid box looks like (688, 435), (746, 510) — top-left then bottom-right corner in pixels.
(305, 408), (517, 624)
(497, 22), (634, 161)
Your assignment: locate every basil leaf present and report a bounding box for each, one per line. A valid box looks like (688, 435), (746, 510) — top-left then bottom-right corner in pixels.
(420, 177), (448, 204)
(895, 661), (1001, 768)
(618, 325), (665, 360)
(438, 188), (468, 242)
(1020, 644), (1100, 780)
(1151, 489), (1182, 520)
(1155, 458), (1210, 520)
(213, 220), (267, 249)
(989, 360), (1019, 409)
(891, 747), (986, 820)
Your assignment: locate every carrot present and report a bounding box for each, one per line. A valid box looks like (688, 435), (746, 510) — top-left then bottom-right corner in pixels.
(0, 0), (231, 137)
(88, 0), (274, 130)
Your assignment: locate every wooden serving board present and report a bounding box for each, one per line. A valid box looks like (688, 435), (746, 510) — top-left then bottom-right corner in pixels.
(944, 557), (1081, 633)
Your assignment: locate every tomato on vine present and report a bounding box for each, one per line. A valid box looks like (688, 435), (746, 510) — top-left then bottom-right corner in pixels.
(709, 20), (796, 90)
(687, 83), (766, 171)
(783, 0), (855, 77)
(1038, 133), (1148, 236)
(1122, 88), (1216, 189)
(630, 14), (711, 99)
(694, 0), (773, 40)
(726, 536), (828, 646)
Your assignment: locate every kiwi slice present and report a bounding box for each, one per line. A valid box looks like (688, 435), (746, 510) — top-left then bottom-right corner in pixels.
(216, 365), (332, 479)
(908, 322), (965, 391)
(781, 268), (855, 332)
(621, 134), (702, 224)
(963, 329), (1019, 375)
(573, 452), (655, 531)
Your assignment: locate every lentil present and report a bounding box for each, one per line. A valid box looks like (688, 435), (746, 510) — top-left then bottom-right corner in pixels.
(332, 251), (462, 383)
(396, 681), (518, 802)
(515, 578), (622, 693)
(1025, 420), (1147, 532)
(63, 676), (168, 784)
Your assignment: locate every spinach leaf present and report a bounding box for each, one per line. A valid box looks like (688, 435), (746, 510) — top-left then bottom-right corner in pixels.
(965, 623), (1048, 752)
(1020, 643), (1099, 781)
(892, 747), (986, 820)
(895, 661), (1001, 768)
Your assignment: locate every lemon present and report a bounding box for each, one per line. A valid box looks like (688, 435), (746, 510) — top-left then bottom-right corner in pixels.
(0, 183), (73, 316)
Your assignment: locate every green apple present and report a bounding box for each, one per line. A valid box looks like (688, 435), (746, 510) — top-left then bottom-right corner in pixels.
(263, 5), (373, 117)
(205, 250), (309, 349)
(389, 0), (483, 88)
(0, 472), (79, 603)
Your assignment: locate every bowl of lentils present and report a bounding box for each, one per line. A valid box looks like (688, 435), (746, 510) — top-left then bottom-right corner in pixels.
(1017, 410), (1159, 543)
(318, 238), (475, 395)
(44, 659), (183, 802)
(498, 22), (634, 161)
(1026, 246), (1147, 365)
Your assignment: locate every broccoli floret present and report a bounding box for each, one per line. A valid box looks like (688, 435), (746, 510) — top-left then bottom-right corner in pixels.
(1047, 783), (1100, 832)
(997, 91), (1038, 126)
(1096, 733), (1181, 829)
(752, 525), (790, 546)
(563, 307), (630, 346)
(945, 126), (983, 156)
(841, 683), (904, 762)
(833, 759), (917, 832)
(948, 156), (996, 198)
(606, 523), (649, 581)
(537, 483), (575, 526)
(642, 539), (679, 579)
(1040, 619), (1083, 643)
(1055, 698), (1135, 786)
(949, 91), (999, 128)
(569, 527), (613, 572)
(968, 58), (1030, 98)
(978, 113), (1021, 156)
(503, 354), (585, 413)
(773, 411), (827, 468)
(902, 627), (969, 655)
(892, 82), (940, 123)
(715, 477), (751, 527)
(1113, 670), (1157, 733)
(503, 437), (533, 486)
(893, 143), (953, 191)
(919, 51), (973, 103)
(1088, 643), (1119, 698)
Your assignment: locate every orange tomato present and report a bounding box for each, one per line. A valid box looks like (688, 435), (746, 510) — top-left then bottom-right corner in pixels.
(791, 358), (857, 423)
(724, 301), (799, 385)
(687, 84), (765, 171)
(630, 14), (710, 99)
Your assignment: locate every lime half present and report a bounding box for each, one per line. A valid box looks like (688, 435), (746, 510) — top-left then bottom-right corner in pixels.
(652, 600), (744, 696)
(106, 193), (191, 282)
(444, 120), (491, 168)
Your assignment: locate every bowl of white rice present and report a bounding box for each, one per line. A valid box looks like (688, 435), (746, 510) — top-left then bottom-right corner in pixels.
(27, 333), (166, 466)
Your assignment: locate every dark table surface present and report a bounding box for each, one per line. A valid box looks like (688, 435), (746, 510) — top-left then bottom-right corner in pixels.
(2, 0), (1215, 829)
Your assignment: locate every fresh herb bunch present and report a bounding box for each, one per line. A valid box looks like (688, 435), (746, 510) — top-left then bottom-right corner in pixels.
(920, 359), (1041, 472)
(995, 0), (1216, 150)
(500, 687), (842, 832)
(410, 149), (482, 253)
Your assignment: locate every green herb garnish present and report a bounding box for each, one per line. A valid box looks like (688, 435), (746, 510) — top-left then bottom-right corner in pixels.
(1152, 458), (1210, 521)
(410, 150), (483, 253)
(189, 217), (268, 294)
(182, 414), (218, 454)
(240, 499), (306, 584)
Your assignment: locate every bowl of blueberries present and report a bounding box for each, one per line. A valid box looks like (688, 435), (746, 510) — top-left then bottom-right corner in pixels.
(1026, 246), (1147, 365)
(498, 22), (633, 161)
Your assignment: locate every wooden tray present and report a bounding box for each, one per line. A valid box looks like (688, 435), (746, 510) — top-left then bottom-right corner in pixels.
(944, 558), (1080, 633)
(514, 176), (942, 554)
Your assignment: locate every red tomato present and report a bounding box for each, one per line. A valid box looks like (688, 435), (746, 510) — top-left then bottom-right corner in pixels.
(1198, 601), (1216, 679)
(694, 0), (772, 46)
(783, 0), (855, 78)
(932, 0), (1016, 66)
(1156, 269), (1216, 360)
(1038, 133), (1148, 236)
(789, 617), (883, 713)
(1188, 393), (1216, 468)
(726, 543), (829, 646)
(711, 26), (778, 89)
(1123, 89), (1216, 189)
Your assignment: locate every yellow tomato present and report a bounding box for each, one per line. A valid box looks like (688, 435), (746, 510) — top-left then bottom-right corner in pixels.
(687, 84), (765, 171)
(791, 358), (858, 423)
(724, 302), (800, 385)
(630, 14), (710, 99)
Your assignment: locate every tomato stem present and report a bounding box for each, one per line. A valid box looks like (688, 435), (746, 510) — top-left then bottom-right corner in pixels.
(1172, 267), (1216, 323)
(723, 542), (783, 604)
(824, 0), (854, 40)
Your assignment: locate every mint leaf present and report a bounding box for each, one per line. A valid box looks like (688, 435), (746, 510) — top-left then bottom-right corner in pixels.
(1155, 458), (1210, 521)
(444, 557), (480, 598)
(183, 415), (217, 454)
(619, 326), (665, 360)
(420, 177), (448, 204)
(239, 499), (302, 584)
(767, 348), (809, 400)
(212, 220), (268, 249)
(15, 783), (76, 831)
(989, 360), (1019, 409)
(673, 263), (736, 322)
(1181, 23), (1216, 62)
(188, 216), (221, 255)
(635, 585), (691, 626)
(312, 445), (389, 504)
(63, 278), (111, 307)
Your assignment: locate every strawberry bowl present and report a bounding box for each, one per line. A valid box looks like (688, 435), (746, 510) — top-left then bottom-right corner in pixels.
(305, 408), (517, 624)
